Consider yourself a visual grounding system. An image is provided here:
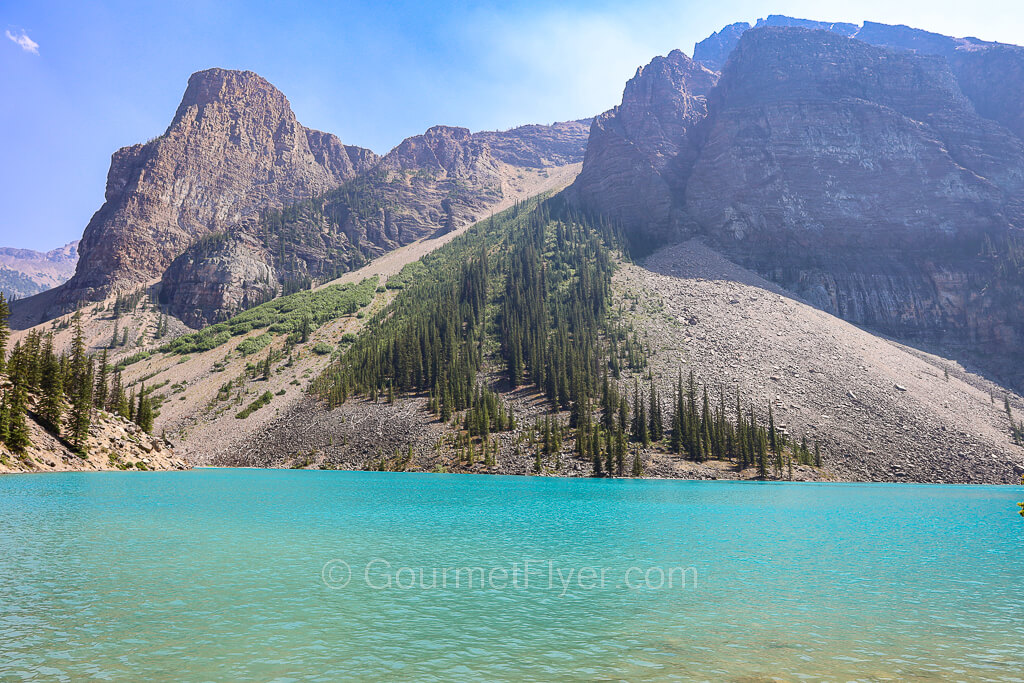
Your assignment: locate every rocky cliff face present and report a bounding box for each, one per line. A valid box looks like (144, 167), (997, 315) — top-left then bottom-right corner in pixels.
(14, 68), (589, 329)
(158, 231), (278, 327)
(694, 16), (1024, 141)
(571, 24), (1024, 389)
(693, 15), (858, 69)
(689, 28), (1024, 366)
(688, 28), (1024, 246)
(568, 50), (717, 248)
(473, 120), (591, 167)
(854, 22), (1024, 142)
(50, 68), (377, 312)
(160, 122), (590, 327)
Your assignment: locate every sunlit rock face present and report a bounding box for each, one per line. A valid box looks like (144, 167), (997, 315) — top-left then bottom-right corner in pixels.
(54, 68), (377, 310)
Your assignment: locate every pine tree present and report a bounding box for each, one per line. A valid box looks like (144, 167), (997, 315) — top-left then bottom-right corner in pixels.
(768, 402), (781, 475)
(648, 382), (663, 442)
(735, 390), (747, 467)
(0, 389), (9, 445)
(94, 349), (109, 411)
(0, 292), (9, 373)
(600, 371), (616, 430)
(136, 384), (154, 433)
(4, 384), (30, 452)
(604, 427), (614, 475)
(68, 313), (93, 454)
(756, 423), (769, 479)
(39, 334), (64, 433)
(631, 380), (649, 446)
(615, 428), (626, 476)
(631, 450), (643, 477)
(699, 387), (712, 462)
(669, 398), (683, 454)
(110, 371), (128, 418)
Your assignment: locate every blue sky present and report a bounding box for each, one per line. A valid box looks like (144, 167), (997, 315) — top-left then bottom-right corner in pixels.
(2, 0), (1022, 251)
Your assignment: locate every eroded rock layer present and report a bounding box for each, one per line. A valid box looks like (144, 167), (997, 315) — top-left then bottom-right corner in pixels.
(57, 68), (377, 309)
(571, 23), (1024, 389)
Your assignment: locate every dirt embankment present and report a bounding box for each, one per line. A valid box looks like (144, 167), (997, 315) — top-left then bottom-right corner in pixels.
(0, 401), (187, 474)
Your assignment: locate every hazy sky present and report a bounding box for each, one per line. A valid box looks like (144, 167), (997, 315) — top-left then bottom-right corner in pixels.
(2, 0), (1022, 250)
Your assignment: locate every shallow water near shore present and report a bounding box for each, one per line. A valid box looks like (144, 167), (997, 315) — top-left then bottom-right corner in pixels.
(1, 470), (1022, 681)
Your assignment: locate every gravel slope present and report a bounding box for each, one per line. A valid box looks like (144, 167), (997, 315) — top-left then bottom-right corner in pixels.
(627, 240), (1024, 483)
(232, 239), (1024, 484)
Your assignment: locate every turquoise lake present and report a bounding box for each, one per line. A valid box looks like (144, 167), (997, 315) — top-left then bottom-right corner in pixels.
(1, 470), (1022, 681)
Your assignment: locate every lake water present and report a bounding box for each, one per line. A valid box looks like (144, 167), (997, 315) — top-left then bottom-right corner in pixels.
(1, 470), (1022, 681)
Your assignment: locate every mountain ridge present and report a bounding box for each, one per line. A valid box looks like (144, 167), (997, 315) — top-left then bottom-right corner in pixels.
(571, 21), (1024, 392)
(0, 240), (79, 299)
(7, 16), (1024, 483)
(12, 68), (590, 329)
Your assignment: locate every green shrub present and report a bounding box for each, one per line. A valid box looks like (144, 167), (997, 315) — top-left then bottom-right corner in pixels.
(236, 391), (274, 419)
(236, 332), (273, 356)
(312, 342), (334, 355)
(162, 277), (378, 356)
(115, 350), (153, 370)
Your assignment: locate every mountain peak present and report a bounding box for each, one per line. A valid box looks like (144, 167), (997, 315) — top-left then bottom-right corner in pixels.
(171, 68), (289, 128)
(42, 68), (374, 314)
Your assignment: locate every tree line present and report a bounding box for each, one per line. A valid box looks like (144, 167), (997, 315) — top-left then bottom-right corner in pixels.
(0, 297), (155, 457)
(312, 196), (824, 477)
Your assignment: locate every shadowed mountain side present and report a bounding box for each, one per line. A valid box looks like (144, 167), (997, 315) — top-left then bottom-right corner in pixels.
(695, 16), (1024, 141)
(570, 25), (1024, 393)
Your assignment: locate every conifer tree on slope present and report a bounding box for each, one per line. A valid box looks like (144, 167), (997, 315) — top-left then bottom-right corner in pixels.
(136, 384), (154, 434)
(94, 349), (109, 411)
(0, 292), (9, 374)
(68, 313), (93, 454)
(39, 334), (64, 434)
(4, 382), (30, 453)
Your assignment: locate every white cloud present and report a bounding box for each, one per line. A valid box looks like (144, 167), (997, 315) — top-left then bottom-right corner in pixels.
(6, 29), (39, 55)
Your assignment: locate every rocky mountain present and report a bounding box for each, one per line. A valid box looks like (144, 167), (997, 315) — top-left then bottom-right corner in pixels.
(159, 122), (589, 327)
(693, 15), (858, 68)
(215, 199), (1023, 484)
(571, 22), (1024, 390)
(42, 68), (377, 316)
(694, 15), (1024, 141)
(568, 50), (717, 249)
(473, 120), (593, 167)
(0, 241), (78, 299)
(12, 67), (589, 329)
